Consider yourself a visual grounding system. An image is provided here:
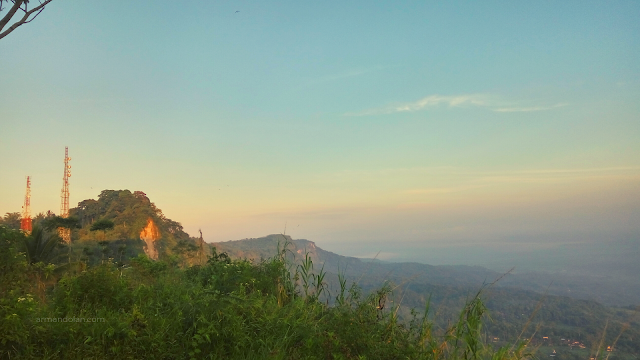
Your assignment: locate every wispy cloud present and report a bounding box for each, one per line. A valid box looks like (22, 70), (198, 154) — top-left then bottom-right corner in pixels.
(404, 185), (486, 195)
(344, 94), (568, 116)
(492, 103), (568, 113)
(402, 167), (640, 195)
(394, 94), (488, 112)
(344, 94), (489, 116)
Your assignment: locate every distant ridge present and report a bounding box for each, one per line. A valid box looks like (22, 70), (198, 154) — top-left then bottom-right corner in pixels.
(213, 234), (640, 307)
(210, 234), (640, 353)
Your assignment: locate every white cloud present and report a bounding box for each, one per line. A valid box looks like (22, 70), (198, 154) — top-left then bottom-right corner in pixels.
(344, 94), (489, 116)
(344, 94), (568, 116)
(394, 94), (488, 112)
(403, 185), (486, 195)
(492, 103), (568, 113)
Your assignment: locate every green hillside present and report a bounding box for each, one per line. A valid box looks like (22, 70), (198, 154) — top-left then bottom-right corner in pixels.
(1, 189), (203, 266)
(71, 190), (191, 243)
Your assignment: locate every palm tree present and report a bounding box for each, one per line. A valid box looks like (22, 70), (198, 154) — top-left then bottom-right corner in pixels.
(20, 226), (66, 301)
(22, 226), (63, 265)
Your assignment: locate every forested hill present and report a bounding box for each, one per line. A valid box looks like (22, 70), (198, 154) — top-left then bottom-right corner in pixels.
(71, 190), (191, 242)
(67, 189), (204, 263)
(0, 190), (202, 264)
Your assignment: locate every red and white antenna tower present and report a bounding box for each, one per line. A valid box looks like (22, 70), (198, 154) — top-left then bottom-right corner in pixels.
(59, 146), (71, 243)
(20, 176), (32, 234)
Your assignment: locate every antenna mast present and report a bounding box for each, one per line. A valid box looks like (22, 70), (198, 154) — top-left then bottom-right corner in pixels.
(59, 146), (71, 243)
(20, 176), (32, 234)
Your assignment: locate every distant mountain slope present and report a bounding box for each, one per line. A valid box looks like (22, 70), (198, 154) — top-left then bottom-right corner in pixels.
(214, 234), (497, 285)
(212, 235), (640, 355)
(213, 234), (640, 306)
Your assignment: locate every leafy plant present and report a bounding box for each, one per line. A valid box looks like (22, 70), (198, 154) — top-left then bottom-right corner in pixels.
(21, 226), (64, 265)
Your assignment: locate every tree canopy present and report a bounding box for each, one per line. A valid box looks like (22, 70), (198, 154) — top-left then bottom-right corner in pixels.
(90, 218), (115, 232)
(0, 212), (21, 230)
(41, 216), (79, 231)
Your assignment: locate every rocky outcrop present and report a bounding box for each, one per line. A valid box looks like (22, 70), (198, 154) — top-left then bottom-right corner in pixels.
(140, 218), (160, 260)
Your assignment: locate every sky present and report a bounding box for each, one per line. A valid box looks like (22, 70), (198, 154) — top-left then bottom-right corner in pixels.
(1, 1), (639, 263)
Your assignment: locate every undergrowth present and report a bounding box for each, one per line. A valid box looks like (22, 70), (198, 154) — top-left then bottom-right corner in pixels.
(0, 229), (538, 359)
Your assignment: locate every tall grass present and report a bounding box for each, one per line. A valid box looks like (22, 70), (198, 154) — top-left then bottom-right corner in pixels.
(1, 236), (536, 359)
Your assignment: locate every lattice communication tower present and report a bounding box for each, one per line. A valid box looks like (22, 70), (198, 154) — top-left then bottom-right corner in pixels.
(59, 146), (71, 243)
(20, 176), (32, 234)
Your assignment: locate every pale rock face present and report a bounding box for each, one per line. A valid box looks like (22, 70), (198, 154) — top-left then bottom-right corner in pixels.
(140, 218), (160, 260)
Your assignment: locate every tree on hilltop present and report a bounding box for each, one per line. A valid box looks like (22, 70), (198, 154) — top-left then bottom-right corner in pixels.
(41, 215), (80, 232)
(90, 218), (115, 232)
(91, 218), (115, 241)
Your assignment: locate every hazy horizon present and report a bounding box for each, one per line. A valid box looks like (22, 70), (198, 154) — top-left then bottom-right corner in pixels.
(2, 1), (639, 260)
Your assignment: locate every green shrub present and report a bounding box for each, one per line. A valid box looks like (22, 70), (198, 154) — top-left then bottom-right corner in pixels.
(52, 263), (133, 315)
(1, 246), (539, 360)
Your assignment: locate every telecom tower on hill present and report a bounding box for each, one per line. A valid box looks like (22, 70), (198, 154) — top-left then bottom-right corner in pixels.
(59, 147), (71, 243)
(20, 176), (32, 234)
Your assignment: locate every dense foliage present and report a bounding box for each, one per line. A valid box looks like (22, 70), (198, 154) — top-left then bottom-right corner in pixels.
(71, 190), (192, 247)
(0, 225), (539, 359)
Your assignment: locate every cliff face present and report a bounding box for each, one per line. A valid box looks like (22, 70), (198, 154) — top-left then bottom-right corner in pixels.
(140, 218), (160, 260)
(294, 239), (319, 261)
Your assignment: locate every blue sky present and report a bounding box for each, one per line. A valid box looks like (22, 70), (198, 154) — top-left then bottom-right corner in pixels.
(1, 1), (639, 262)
